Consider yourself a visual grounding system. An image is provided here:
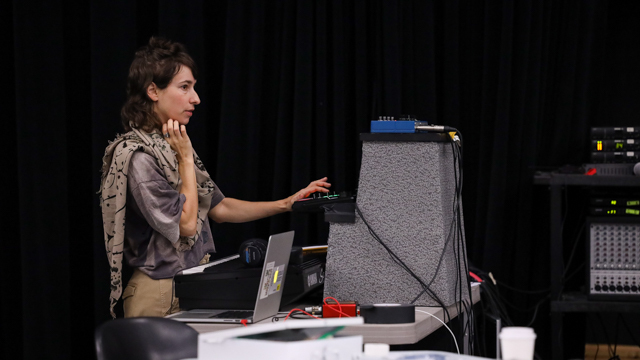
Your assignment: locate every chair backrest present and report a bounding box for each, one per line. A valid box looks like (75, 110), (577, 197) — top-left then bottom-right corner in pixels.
(95, 317), (199, 360)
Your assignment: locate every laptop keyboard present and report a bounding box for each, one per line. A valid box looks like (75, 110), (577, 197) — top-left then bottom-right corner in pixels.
(209, 310), (254, 319)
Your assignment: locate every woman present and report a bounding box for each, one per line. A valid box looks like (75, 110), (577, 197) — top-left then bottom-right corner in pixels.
(99, 37), (330, 318)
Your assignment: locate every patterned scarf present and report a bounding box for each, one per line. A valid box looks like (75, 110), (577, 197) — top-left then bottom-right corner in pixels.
(98, 127), (215, 318)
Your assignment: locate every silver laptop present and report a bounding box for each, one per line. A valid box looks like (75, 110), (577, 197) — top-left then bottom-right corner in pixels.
(167, 231), (295, 324)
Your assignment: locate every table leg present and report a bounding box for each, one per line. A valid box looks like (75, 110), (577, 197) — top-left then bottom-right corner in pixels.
(549, 181), (564, 360)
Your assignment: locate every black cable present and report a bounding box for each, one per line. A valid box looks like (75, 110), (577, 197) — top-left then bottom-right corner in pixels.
(422, 205), (460, 290)
(479, 278), (514, 326)
(479, 279), (510, 326)
(271, 312), (319, 321)
(449, 131), (475, 354)
(356, 204), (442, 305)
(500, 292), (550, 313)
(410, 202), (460, 303)
(560, 185), (570, 240)
(414, 140), (464, 295)
(496, 281), (550, 294)
(449, 132), (473, 354)
(471, 265), (551, 295)
(479, 290), (505, 325)
(478, 272), (514, 357)
(525, 294), (550, 327)
(596, 312), (615, 359)
(620, 315), (640, 348)
(587, 318), (599, 360)
(481, 281), (515, 326)
(482, 276), (508, 317)
(613, 314), (620, 360)
(461, 298), (477, 354)
(481, 273), (550, 317)
(562, 220), (586, 279)
(488, 285), (511, 322)
(479, 292), (513, 358)
(474, 203), (579, 333)
(271, 315), (287, 322)
(354, 204), (452, 325)
(475, 211), (577, 329)
(563, 261), (585, 283)
(555, 201), (585, 299)
(475, 300), (485, 357)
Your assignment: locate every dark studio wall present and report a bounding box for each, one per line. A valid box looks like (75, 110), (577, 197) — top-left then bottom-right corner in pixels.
(3, 1), (640, 359)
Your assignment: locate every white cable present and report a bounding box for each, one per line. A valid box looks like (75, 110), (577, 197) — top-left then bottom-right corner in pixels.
(415, 309), (460, 355)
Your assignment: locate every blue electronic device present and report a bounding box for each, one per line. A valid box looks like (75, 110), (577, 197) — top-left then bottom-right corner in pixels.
(370, 117), (429, 133)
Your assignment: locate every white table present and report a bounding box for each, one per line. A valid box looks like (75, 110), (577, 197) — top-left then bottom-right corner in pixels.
(180, 283), (480, 352)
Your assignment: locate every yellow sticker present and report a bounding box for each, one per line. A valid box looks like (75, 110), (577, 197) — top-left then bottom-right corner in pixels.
(274, 269), (279, 284)
(277, 284), (281, 291)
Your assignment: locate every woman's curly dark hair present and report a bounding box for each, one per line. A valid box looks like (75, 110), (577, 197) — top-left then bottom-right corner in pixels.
(121, 37), (198, 132)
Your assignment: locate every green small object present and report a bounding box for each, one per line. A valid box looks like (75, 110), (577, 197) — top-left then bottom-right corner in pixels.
(318, 326), (345, 340)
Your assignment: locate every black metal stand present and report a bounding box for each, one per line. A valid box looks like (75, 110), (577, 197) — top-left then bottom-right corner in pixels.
(533, 172), (640, 360)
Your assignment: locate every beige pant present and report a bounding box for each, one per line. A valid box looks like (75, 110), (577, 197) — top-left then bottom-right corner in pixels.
(123, 254), (210, 318)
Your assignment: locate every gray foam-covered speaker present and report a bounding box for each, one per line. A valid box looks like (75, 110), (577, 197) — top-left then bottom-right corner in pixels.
(324, 138), (469, 306)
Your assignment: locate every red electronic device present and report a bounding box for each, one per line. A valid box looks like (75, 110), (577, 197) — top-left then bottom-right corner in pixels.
(322, 301), (358, 318)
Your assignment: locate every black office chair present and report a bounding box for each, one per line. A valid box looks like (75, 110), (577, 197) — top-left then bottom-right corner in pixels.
(95, 317), (199, 360)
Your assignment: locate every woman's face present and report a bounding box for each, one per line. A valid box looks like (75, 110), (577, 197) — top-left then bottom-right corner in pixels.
(152, 66), (200, 126)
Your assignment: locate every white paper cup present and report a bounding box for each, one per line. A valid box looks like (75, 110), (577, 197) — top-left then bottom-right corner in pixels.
(499, 327), (536, 360)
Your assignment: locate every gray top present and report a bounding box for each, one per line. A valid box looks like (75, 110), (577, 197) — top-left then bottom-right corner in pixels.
(124, 151), (225, 279)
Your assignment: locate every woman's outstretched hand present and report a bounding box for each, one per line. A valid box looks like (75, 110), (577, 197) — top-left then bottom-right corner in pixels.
(286, 177), (331, 210)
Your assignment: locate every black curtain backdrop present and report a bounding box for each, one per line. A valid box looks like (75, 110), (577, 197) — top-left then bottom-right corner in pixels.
(4, 0), (640, 359)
